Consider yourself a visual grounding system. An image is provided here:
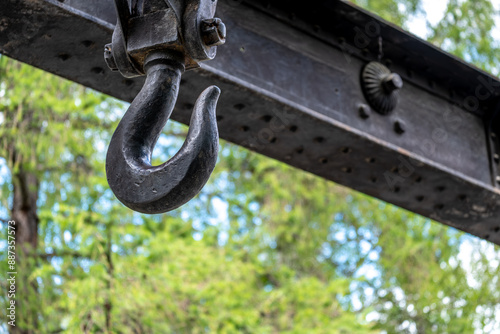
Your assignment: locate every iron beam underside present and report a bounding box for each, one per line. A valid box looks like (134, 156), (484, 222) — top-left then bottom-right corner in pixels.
(2, 0), (500, 243)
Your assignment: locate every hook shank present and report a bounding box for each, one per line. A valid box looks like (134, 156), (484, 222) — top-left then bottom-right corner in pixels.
(106, 51), (220, 213)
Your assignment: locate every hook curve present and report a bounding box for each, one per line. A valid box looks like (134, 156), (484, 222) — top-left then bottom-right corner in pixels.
(106, 51), (220, 213)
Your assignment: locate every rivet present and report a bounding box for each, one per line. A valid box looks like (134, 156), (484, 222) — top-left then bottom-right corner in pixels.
(394, 120), (405, 135)
(341, 147), (351, 154)
(234, 103), (245, 110)
(314, 137), (324, 143)
(341, 167), (352, 173)
(82, 40), (94, 48)
(435, 204), (444, 210)
(91, 67), (105, 74)
(358, 104), (371, 119)
(58, 53), (71, 61)
(436, 186), (446, 192)
(260, 115), (272, 122)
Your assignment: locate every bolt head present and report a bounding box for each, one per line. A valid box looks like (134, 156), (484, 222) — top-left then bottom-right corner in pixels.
(201, 18), (226, 47)
(382, 73), (403, 93)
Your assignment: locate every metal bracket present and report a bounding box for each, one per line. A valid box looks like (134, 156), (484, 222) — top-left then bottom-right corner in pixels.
(105, 0), (225, 76)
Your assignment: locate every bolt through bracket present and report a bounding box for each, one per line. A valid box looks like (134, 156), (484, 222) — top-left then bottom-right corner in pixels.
(105, 0), (226, 77)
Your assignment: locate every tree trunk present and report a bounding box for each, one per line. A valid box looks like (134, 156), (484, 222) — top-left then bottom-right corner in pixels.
(104, 225), (114, 333)
(9, 168), (39, 334)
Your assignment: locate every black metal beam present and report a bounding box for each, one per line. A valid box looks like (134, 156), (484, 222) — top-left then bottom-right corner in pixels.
(2, 0), (500, 243)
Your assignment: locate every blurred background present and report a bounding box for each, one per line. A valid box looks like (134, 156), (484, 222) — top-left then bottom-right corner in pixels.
(1, 0), (500, 333)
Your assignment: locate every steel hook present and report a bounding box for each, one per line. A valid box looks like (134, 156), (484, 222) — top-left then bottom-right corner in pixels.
(105, 51), (220, 213)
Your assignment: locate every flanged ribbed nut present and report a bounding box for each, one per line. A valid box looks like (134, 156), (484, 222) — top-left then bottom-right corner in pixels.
(201, 18), (226, 47)
(361, 61), (403, 114)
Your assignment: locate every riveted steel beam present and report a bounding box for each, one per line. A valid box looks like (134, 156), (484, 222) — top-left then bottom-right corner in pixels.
(2, 0), (500, 243)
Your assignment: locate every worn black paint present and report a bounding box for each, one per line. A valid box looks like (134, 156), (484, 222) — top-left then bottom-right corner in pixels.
(2, 0), (500, 243)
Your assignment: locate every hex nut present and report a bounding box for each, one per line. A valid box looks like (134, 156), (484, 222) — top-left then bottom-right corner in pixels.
(201, 18), (226, 47)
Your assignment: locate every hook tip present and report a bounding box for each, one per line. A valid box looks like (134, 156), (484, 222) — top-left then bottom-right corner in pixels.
(195, 85), (221, 119)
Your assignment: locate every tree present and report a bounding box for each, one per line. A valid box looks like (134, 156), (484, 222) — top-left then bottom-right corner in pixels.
(0, 56), (125, 332)
(1, 0), (500, 333)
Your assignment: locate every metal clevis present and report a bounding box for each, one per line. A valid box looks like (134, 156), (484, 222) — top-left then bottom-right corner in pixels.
(104, 0), (226, 214)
